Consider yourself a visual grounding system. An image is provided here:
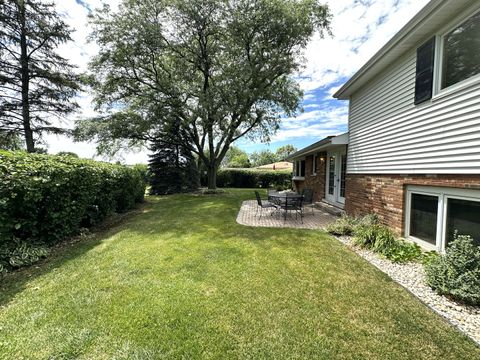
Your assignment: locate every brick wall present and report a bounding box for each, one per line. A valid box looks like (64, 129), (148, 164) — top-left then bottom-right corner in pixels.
(293, 152), (327, 202)
(345, 174), (480, 235)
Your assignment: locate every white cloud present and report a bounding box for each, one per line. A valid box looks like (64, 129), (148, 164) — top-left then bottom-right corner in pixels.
(42, 0), (430, 160)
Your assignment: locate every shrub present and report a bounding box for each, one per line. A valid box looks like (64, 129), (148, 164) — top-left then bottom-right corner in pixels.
(326, 215), (359, 236)
(215, 168), (292, 189)
(0, 238), (48, 272)
(370, 226), (397, 255)
(352, 223), (380, 248)
(425, 233), (480, 305)
(384, 240), (423, 263)
(0, 151), (146, 273)
(335, 214), (423, 263)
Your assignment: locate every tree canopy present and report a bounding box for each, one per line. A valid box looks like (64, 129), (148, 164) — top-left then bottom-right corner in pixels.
(0, 0), (81, 152)
(75, 0), (331, 188)
(222, 146), (251, 168)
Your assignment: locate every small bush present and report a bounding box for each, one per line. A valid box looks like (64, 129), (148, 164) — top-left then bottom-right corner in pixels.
(326, 215), (358, 236)
(352, 223), (379, 248)
(370, 226), (397, 255)
(384, 240), (423, 263)
(425, 233), (480, 306)
(330, 214), (423, 263)
(0, 238), (48, 271)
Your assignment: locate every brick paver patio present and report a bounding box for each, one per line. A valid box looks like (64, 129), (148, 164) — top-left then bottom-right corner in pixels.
(236, 200), (337, 229)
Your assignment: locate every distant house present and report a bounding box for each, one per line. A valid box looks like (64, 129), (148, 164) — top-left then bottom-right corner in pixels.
(288, 0), (480, 252)
(256, 162), (293, 171)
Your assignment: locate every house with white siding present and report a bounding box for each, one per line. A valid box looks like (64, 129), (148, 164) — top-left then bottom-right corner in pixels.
(288, 0), (480, 251)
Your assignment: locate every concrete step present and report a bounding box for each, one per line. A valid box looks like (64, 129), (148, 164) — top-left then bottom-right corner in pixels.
(314, 201), (345, 217)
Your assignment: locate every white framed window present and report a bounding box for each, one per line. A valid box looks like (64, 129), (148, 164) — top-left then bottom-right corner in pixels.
(312, 154), (317, 175)
(433, 7), (480, 97)
(293, 159), (305, 178)
(405, 185), (480, 251)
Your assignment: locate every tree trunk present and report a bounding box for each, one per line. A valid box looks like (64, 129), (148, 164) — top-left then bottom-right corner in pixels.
(207, 164), (217, 190)
(19, 1), (34, 152)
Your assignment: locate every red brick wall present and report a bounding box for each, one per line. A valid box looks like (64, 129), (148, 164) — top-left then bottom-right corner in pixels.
(293, 152), (327, 202)
(345, 174), (480, 235)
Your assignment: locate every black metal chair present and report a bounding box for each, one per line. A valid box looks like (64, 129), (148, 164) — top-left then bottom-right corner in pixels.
(302, 188), (315, 214)
(254, 191), (277, 218)
(281, 195), (304, 223)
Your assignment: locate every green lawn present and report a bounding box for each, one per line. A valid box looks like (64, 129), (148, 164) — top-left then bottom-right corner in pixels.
(0, 189), (478, 359)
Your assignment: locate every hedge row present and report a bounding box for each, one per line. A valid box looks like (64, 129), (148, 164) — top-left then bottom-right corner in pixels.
(215, 168), (292, 189)
(0, 151), (146, 272)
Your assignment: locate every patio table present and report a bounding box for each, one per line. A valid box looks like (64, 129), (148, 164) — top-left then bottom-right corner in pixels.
(268, 192), (304, 221)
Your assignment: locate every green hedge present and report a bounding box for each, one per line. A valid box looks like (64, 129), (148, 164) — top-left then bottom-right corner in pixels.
(215, 168), (292, 189)
(0, 151), (146, 272)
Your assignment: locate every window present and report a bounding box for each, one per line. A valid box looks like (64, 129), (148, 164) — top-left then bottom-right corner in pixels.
(340, 155), (347, 198)
(294, 160), (305, 178)
(414, 9), (480, 103)
(312, 154), (317, 175)
(405, 186), (480, 251)
(328, 156), (335, 196)
(409, 194), (438, 245)
(446, 198), (480, 246)
(441, 11), (480, 89)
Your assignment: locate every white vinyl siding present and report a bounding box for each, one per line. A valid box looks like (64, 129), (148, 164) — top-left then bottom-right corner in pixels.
(348, 48), (480, 174)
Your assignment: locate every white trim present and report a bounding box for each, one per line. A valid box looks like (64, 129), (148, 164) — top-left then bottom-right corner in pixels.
(404, 185), (480, 252)
(312, 154), (317, 176)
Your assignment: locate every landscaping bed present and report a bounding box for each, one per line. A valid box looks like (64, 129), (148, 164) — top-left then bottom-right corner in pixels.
(335, 235), (480, 345)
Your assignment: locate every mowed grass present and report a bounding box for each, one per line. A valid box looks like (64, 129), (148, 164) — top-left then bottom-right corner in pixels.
(0, 189), (478, 359)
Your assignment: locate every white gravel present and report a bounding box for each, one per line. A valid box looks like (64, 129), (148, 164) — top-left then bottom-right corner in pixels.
(335, 235), (480, 346)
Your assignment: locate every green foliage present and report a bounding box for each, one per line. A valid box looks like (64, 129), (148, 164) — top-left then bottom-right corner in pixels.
(0, 238), (48, 272)
(76, 0), (330, 188)
(250, 149), (279, 167)
(328, 214), (424, 263)
(370, 226), (397, 255)
(383, 241), (423, 263)
(0, 0), (81, 152)
(222, 146), (251, 168)
(56, 151), (79, 158)
(425, 233), (480, 305)
(325, 215), (358, 236)
(148, 126), (199, 195)
(0, 132), (23, 151)
(275, 144), (297, 161)
(352, 224), (380, 248)
(0, 151), (146, 273)
(214, 168), (291, 189)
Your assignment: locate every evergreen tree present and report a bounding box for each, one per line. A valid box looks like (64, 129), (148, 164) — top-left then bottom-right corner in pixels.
(148, 122), (199, 195)
(0, 0), (81, 152)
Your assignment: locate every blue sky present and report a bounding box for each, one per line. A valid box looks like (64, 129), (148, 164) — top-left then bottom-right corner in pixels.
(47, 0), (430, 163)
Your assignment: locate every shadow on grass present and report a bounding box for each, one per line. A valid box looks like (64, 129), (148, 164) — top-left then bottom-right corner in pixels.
(0, 203), (150, 308)
(0, 190), (321, 308)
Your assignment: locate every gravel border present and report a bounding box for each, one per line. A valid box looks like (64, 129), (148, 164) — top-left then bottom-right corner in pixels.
(335, 235), (480, 346)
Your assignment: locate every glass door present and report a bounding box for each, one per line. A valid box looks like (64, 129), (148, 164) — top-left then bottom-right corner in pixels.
(326, 150), (347, 205)
(326, 154), (336, 203)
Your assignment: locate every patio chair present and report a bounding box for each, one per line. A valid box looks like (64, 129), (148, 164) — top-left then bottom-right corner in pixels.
(281, 195), (304, 223)
(302, 188), (315, 214)
(254, 191), (277, 218)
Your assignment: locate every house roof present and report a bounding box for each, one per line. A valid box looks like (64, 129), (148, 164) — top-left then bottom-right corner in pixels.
(333, 0), (476, 100)
(286, 133), (348, 160)
(256, 162), (293, 171)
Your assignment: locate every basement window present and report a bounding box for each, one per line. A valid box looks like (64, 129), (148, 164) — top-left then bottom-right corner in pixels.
(405, 186), (480, 251)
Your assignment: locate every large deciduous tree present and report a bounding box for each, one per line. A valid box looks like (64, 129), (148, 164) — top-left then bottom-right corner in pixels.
(0, 0), (80, 152)
(75, 0), (331, 188)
